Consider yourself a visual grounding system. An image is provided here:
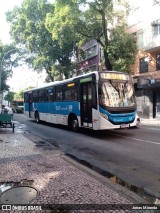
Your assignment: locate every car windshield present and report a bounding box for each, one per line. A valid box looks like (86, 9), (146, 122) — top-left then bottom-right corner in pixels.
(99, 81), (136, 107)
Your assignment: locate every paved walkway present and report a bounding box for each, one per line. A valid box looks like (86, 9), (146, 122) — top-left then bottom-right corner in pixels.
(140, 118), (160, 126)
(0, 128), (155, 213)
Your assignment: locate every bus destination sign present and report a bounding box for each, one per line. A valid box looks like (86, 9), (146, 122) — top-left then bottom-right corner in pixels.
(100, 73), (130, 81)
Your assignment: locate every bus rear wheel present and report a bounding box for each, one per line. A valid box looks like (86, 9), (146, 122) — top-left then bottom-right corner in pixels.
(70, 117), (79, 132)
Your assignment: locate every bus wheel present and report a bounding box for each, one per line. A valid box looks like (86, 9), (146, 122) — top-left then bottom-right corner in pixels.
(35, 112), (40, 123)
(71, 117), (79, 132)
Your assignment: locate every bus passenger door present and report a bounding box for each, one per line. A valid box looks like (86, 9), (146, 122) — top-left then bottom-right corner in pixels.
(80, 82), (96, 125)
(28, 93), (32, 118)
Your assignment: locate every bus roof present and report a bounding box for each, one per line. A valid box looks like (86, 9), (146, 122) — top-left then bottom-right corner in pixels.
(24, 71), (99, 92)
(24, 70), (131, 93)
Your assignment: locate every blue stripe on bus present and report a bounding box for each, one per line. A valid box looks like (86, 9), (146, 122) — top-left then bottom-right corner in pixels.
(99, 107), (135, 123)
(24, 101), (80, 116)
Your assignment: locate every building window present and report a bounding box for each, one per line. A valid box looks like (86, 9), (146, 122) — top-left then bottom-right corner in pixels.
(139, 57), (148, 73)
(156, 54), (160, 70)
(132, 32), (137, 43)
(137, 30), (143, 49)
(152, 19), (160, 37)
(78, 45), (97, 62)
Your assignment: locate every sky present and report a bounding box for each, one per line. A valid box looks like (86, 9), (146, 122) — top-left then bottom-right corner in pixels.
(0, 0), (22, 44)
(0, 0), (46, 92)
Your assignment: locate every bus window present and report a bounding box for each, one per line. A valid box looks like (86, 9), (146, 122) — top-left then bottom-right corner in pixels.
(88, 85), (92, 100)
(32, 90), (39, 102)
(24, 93), (29, 103)
(55, 86), (63, 101)
(46, 87), (54, 102)
(39, 89), (44, 102)
(65, 88), (77, 101)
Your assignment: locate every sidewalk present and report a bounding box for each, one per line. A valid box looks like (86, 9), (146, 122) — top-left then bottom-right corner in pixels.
(0, 129), (153, 212)
(140, 118), (160, 126)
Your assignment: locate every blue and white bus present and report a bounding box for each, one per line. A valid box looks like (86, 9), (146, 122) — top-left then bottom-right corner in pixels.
(24, 71), (139, 131)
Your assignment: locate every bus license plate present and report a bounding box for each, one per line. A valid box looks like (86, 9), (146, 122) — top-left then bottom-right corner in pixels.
(120, 124), (129, 128)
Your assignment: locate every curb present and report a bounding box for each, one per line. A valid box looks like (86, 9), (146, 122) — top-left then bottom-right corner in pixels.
(62, 155), (149, 204)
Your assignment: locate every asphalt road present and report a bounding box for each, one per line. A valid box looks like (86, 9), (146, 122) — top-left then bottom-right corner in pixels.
(14, 113), (160, 202)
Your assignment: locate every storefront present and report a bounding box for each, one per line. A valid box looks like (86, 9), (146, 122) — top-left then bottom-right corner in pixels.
(134, 76), (160, 118)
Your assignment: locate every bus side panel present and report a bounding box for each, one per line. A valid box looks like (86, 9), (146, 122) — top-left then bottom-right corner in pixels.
(24, 103), (29, 112)
(32, 101), (80, 126)
(24, 103), (29, 116)
(54, 101), (80, 125)
(34, 102), (53, 123)
(46, 102), (54, 123)
(24, 102), (34, 118)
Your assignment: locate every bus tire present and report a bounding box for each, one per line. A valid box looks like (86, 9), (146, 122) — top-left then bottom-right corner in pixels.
(35, 112), (40, 123)
(70, 117), (79, 132)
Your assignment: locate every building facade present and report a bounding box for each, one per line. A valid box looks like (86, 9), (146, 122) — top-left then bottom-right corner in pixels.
(76, 39), (105, 76)
(128, 0), (160, 118)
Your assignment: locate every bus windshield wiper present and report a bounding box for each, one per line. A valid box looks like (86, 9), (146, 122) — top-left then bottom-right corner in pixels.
(109, 80), (119, 93)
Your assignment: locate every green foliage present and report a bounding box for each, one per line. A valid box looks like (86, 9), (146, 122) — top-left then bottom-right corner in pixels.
(6, 0), (137, 82)
(6, 0), (56, 81)
(0, 42), (19, 91)
(14, 91), (24, 100)
(47, 0), (136, 72)
(4, 91), (15, 102)
(14, 86), (35, 100)
(6, 0), (76, 81)
(45, 1), (79, 78)
(109, 25), (137, 72)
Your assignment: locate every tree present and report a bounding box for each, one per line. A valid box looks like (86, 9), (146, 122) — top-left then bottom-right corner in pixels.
(48, 0), (137, 72)
(14, 86), (35, 100)
(46, 2), (83, 54)
(4, 91), (15, 103)
(154, 0), (160, 6)
(6, 0), (76, 81)
(0, 42), (19, 91)
(14, 91), (24, 100)
(109, 24), (137, 71)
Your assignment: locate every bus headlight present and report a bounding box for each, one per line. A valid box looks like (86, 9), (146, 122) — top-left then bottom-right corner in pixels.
(100, 113), (108, 120)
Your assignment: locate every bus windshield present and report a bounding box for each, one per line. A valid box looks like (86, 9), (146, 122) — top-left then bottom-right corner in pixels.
(99, 81), (135, 107)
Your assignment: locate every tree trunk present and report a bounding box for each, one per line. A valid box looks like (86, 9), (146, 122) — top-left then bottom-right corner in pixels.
(104, 49), (112, 70)
(46, 67), (54, 82)
(100, 8), (112, 71)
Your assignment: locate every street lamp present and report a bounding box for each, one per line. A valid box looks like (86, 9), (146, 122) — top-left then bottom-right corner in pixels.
(0, 48), (17, 104)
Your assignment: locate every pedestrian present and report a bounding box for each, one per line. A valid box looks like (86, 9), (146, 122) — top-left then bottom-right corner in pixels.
(1, 105), (9, 114)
